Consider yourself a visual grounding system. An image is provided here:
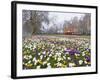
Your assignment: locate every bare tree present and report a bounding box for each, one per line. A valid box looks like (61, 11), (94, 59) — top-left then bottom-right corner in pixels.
(22, 10), (49, 39)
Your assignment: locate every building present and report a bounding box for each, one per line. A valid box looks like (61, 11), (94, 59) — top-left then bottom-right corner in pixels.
(64, 25), (78, 35)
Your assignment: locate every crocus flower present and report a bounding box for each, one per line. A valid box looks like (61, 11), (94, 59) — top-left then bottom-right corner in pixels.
(65, 49), (80, 55)
(85, 48), (91, 53)
(85, 56), (90, 62)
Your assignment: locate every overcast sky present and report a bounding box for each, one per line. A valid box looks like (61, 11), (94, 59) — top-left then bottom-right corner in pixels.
(49, 12), (85, 23)
(42, 12), (85, 31)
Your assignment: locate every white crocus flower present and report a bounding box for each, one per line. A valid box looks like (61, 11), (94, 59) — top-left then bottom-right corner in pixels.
(54, 56), (57, 60)
(37, 66), (41, 69)
(25, 45), (28, 48)
(38, 53), (41, 55)
(49, 54), (52, 57)
(64, 48), (67, 51)
(79, 60), (83, 65)
(75, 53), (80, 56)
(67, 57), (71, 60)
(33, 58), (38, 65)
(84, 60), (88, 64)
(28, 55), (32, 59)
(34, 61), (37, 65)
(57, 62), (62, 67)
(25, 63), (28, 66)
(82, 52), (85, 56)
(58, 57), (62, 61)
(43, 61), (47, 65)
(47, 63), (50, 66)
(28, 60), (31, 64)
(47, 57), (50, 61)
(32, 57), (36, 62)
(40, 55), (43, 60)
(43, 51), (46, 54)
(63, 56), (66, 59)
(28, 44), (32, 49)
(44, 55), (46, 58)
(69, 63), (75, 67)
(24, 55), (28, 59)
(58, 53), (61, 56)
(56, 53), (59, 56)
(56, 52), (61, 57)
(66, 52), (69, 55)
(37, 59), (40, 62)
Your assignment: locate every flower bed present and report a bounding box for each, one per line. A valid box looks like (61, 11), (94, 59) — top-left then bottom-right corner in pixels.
(23, 35), (91, 69)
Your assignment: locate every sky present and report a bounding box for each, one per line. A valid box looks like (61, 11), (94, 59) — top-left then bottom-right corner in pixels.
(42, 12), (85, 31)
(49, 12), (85, 23)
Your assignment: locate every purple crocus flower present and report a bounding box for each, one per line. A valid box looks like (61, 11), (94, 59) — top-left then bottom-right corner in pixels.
(64, 48), (80, 55)
(66, 48), (71, 51)
(85, 48), (91, 53)
(70, 49), (79, 55)
(64, 48), (71, 53)
(85, 56), (90, 62)
(69, 50), (75, 55)
(75, 49), (80, 54)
